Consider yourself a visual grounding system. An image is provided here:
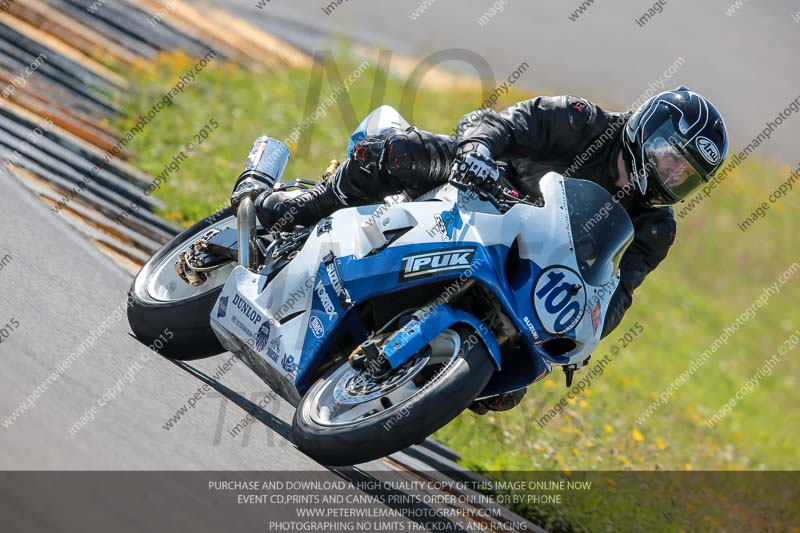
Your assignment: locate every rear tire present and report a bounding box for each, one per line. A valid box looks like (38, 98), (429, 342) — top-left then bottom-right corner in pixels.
(292, 324), (494, 466)
(127, 208), (234, 360)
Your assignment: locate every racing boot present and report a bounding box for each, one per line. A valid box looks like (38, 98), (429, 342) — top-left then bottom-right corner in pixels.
(255, 175), (347, 232)
(468, 388), (527, 415)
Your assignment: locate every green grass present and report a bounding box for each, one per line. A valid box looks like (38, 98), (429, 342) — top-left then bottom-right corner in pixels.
(115, 52), (800, 532)
(113, 52), (511, 225)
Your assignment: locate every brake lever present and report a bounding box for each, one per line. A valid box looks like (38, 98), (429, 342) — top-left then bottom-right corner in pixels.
(450, 175), (511, 212)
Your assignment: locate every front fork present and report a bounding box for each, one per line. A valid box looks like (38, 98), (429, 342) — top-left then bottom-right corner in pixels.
(236, 196), (258, 271)
(378, 305), (504, 371)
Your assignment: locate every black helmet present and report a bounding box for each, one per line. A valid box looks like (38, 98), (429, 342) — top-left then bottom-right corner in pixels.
(622, 86), (729, 206)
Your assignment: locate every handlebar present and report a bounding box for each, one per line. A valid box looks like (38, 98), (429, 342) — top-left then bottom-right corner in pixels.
(450, 176), (540, 213)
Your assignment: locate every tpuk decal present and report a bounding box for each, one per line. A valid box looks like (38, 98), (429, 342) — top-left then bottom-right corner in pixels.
(400, 247), (476, 281)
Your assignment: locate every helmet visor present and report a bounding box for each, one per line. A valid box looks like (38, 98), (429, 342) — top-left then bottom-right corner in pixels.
(642, 123), (706, 205)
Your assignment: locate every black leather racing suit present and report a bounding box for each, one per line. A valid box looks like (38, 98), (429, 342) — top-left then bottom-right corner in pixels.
(290, 96), (677, 338)
(449, 96), (677, 338)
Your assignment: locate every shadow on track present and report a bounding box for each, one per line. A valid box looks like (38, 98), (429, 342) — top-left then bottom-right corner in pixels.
(168, 358), (294, 442)
(168, 359), (468, 531)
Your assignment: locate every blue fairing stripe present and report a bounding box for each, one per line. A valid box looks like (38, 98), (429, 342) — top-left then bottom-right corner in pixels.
(295, 242), (557, 392)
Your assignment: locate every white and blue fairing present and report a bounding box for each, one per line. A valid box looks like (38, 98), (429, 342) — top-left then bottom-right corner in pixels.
(210, 107), (633, 400)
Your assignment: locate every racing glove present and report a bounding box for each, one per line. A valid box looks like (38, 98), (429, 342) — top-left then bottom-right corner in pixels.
(448, 142), (501, 198)
(231, 176), (271, 209)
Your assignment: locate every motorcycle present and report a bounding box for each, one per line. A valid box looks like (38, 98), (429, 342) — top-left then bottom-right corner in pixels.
(128, 105), (634, 465)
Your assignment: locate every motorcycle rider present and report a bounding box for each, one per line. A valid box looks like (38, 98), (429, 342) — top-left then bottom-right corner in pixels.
(236, 86), (729, 413)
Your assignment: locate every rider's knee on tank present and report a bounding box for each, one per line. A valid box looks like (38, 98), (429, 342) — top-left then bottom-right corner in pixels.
(255, 126), (456, 231)
(342, 127), (455, 201)
(347, 127), (428, 194)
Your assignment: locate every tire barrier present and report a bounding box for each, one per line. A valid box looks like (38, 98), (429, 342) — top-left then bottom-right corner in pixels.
(0, 0), (310, 273)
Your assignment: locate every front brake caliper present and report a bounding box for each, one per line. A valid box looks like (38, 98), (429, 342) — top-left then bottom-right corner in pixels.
(174, 229), (225, 286)
(349, 336), (392, 378)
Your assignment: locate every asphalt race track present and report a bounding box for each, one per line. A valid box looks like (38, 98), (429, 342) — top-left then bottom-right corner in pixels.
(0, 170), (540, 532)
(0, 172), (326, 470)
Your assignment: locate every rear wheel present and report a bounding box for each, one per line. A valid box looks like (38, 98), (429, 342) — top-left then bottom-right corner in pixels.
(127, 208), (236, 360)
(293, 323), (495, 465)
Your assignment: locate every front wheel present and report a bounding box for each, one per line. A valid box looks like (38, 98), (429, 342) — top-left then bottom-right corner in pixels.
(127, 207), (236, 360)
(292, 324), (495, 466)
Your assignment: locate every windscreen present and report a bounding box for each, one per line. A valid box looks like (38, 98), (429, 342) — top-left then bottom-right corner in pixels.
(565, 179), (634, 286)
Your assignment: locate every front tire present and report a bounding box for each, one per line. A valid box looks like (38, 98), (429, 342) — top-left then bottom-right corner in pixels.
(292, 324), (495, 466)
(127, 208), (236, 360)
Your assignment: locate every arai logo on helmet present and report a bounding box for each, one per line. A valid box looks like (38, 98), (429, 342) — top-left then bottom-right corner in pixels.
(696, 136), (721, 165)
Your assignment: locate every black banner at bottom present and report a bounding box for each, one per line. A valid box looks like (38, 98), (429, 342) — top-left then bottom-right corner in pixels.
(0, 471), (797, 533)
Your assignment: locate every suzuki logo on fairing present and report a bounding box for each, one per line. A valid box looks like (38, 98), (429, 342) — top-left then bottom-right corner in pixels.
(315, 281), (338, 320)
(232, 294), (262, 326)
(523, 316), (540, 340)
(400, 248), (476, 281)
(325, 261), (348, 301)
